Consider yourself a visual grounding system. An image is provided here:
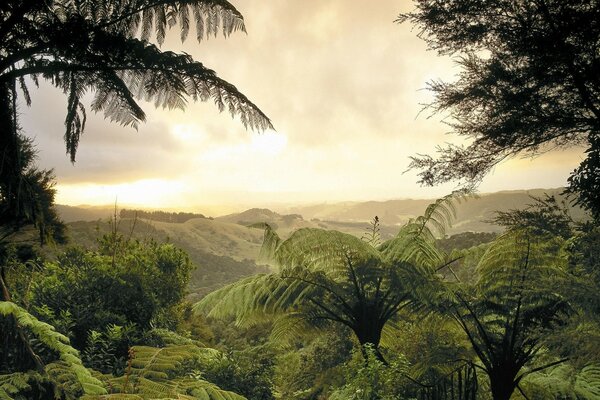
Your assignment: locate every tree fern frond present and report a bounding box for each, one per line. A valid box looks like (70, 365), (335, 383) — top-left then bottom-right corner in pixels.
(576, 364), (600, 399)
(264, 227), (381, 274)
(0, 371), (47, 400)
(269, 313), (324, 344)
(85, 345), (245, 400)
(0, 302), (107, 396)
(521, 363), (600, 400)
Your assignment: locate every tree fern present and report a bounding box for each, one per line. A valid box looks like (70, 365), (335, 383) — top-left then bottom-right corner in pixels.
(1, 0), (272, 164)
(196, 193), (466, 359)
(436, 228), (575, 400)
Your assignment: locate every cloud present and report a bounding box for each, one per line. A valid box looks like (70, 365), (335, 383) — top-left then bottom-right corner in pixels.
(17, 0), (585, 209)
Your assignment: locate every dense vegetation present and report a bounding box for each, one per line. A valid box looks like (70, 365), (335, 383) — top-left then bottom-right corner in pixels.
(2, 187), (600, 399)
(2, 0), (600, 399)
(119, 210), (211, 224)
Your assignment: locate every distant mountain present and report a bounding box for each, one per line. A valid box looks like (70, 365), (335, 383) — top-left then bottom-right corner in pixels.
(280, 188), (586, 233)
(55, 204), (116, 222)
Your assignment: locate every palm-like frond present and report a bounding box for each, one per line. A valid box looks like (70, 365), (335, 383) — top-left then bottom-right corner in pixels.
(379, 190), (468, 268)
(0, 301), (107, 397)
(1, 0), (271, 161)
(263, 225), (382, 274)
(521, 363), (600, 399)
(83, 345), (246, 400)
(197, 194), (467, 354)
(435, 227), (576, 395)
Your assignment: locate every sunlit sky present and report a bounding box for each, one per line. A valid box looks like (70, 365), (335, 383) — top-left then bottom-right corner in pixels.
(21, 0), (584, 215)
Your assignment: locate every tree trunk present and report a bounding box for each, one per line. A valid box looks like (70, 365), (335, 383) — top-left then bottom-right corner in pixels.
(489, 369), (517, 400)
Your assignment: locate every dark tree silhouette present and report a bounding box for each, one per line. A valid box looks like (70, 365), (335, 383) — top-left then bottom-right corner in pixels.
(0, 0), (272, 203)
(399, 1), (600, 218)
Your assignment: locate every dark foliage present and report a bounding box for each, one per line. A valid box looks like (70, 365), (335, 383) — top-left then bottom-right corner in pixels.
(120, 209), (210, 223)
(0, 0), (272, 160)
(400, 0), (600, 218)
(437, 231), (497, 253)
(490, 194), (575, 239)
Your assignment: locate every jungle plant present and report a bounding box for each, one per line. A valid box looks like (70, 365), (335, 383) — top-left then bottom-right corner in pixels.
(195, 192), (467, 361)
(437, 228), (576, 400)
(0, 301), (107, 399)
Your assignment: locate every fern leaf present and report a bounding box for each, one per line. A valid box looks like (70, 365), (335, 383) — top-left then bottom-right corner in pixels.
(0, 302), (107, 396)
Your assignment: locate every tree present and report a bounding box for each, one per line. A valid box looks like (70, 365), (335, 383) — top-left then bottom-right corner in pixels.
(437, 228), (575, 400)
(195, 193), (466, 362)
(0, 0), (272, 220)
(31, 238), (193, 350)
(0, 134), (66, 301)
(399, 1), (600, 218)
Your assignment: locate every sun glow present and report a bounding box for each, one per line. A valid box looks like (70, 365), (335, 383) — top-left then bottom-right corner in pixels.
(55, 179), (186, 208)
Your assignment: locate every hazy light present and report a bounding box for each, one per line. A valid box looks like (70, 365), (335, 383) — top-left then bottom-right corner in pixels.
(56, 179), (186, 208)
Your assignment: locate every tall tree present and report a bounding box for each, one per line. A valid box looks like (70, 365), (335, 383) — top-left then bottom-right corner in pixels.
(437, 228), (574, 400)
(196, 193), (466, 361)
(399, 0), (600, 218)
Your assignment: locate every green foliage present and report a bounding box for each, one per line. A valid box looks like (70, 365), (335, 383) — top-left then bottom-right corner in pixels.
(521, 363), (600, 399)
(200, 345), (275, 400)
(196, 192), (467, 365)
(31, 238), (193, 349)
(491, 195), (575, 239)
(85, 345), (246, 400)
(329, 344), (411, 400)
(273, 329), (352, 399)
(0, 371), (52, 400)
(0, 301), (107, 398)
(437, 231), (497, 253)
(568, 222), (600, 316)
(390, 315), (473, 390)
(82, 324), (137, 375)
(436, 228), (575, 399)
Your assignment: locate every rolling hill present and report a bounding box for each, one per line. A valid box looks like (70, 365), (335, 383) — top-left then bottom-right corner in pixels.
(56, 188), (586, 298)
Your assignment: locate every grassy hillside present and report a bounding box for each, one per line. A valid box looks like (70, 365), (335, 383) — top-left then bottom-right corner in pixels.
(62, 218), (267, 299)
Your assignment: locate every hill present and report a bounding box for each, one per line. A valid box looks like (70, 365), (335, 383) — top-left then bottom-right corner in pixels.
(280, 188), (586, 233)
(63, 217), (268, 299)
(55, 188), (587, 298)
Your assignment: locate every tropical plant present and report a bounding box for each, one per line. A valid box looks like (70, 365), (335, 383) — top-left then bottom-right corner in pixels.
(520, 363), (600, 399)
(0, 134), (66, 306)
(84, 344), (247, 400)
(195, 192), (467, 361)
(31, 238), (193, 350)
(329, 344), (411, 400)
(0, 301), (107, 399)
(436, 228), (575, 400)
(0, 0), (272, 160)
(399, 0), (600, 217)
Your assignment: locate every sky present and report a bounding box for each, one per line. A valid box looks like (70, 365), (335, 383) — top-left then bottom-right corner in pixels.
(21, 0), (584, 215)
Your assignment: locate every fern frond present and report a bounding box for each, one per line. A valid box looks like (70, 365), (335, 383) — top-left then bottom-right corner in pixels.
(0, 371), (47, 400)
(0, 302), (107, 396)
(521, 363), (600, 400)
(576, 364), (600, 399)
(85, 345), (246, 400)
(263, 227), (382, 275)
